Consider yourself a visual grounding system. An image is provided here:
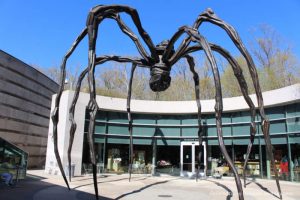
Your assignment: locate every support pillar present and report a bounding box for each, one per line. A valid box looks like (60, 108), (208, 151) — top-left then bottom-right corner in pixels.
(152, 138), (157, 175)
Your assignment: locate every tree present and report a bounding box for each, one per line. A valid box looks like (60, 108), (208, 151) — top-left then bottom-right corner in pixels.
(95, 64), (128, 98)
(221, 56), (254, 97)
(35, 65), (85, 91)
(250, 24), (300, 91)
(221, 24), (300, 97)
(198, 59), (215, 100)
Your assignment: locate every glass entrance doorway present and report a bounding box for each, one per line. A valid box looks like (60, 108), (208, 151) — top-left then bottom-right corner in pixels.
(180, 141), (206, 178)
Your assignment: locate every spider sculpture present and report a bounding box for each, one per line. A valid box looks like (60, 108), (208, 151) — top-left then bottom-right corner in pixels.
(51, 5), (282, 200)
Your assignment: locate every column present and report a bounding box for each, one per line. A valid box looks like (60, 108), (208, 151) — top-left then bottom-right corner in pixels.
(152, 138), (157, 175)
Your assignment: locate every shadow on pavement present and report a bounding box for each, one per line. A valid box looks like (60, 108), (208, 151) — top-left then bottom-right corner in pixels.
(0, 174), (113, 200)
(70, 175), (110, 183)
(205, 179), (233, 200)
(115, 180), (169, 199)
(73, 176), (149, 190)
(249, 180), (281, 199)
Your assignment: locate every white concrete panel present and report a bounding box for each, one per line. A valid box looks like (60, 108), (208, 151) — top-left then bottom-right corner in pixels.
(73, 84), (300, 114)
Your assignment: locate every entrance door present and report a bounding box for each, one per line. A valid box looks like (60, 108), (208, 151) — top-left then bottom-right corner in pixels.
(182, 145), (192, 172)
(180, 141), (206, 178)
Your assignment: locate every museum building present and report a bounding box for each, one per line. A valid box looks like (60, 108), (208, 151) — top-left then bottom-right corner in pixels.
(0, 50), (59, 169)
(45, 84), (300, 182)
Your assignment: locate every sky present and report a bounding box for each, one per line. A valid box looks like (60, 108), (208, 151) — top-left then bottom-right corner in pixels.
(0, 0), (300, 72)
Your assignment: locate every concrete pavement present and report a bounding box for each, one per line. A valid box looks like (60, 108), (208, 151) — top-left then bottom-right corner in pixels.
(1, 170), (300, 200)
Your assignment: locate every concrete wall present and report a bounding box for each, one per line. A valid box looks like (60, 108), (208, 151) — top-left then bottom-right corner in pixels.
(0, 50), (59, 168)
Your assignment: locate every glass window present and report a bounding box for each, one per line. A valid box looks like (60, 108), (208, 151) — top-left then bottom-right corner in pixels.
(132, 126), (155, 136)
(108, 112), (128, 123)
(0, 137), (28, 179)
(291, 143), (300, 182)
(232, 111), (251, 123)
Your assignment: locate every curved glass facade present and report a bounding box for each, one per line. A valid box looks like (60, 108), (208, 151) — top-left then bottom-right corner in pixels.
(82, 102), (300, 182)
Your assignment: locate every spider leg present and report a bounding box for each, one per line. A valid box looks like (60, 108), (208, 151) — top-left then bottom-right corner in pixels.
(184, 28), (244, 200)
(193, 10), (282, 198)
(126, 63), (137, 182)
(163, 28), (192, 63)
(90, 5), (158, 62)
(68, 55), (147, 153)
(185, 44), (257, 187)
(58, 4), (154, 199)
(209, 44), (256, 188)
(184, 54), (204, 182)
(83, 7), (156, 198)
(67, 68), (88, 182)
(66, 55), (146, 198)
(67, 68), (89, 182)
(51, 27), (87, 190)
(111, 14), (151, 63)
(86, 15), (100, 199)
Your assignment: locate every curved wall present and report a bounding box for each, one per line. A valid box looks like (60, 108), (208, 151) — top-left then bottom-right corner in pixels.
(93, 83), (300, 114)
(45, 84), (300, 176)
(0, 50), (59, 168)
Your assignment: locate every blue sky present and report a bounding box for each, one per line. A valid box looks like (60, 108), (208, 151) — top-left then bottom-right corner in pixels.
(0, 0), (299, 71)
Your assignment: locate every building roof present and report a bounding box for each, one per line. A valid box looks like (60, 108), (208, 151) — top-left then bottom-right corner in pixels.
(65, 84), (300, 114)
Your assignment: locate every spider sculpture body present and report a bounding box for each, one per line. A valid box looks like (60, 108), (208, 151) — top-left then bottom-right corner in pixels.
(51, 5), (282, 200)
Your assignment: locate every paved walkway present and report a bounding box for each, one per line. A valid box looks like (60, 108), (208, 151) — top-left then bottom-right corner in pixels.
(1, 170), (300, 200)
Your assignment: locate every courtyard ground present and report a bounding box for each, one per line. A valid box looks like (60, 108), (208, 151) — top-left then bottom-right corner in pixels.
(0, 170), (300, 200)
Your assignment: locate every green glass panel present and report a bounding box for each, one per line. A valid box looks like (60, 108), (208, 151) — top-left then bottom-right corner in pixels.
(182, 127), (198, 137)
(289, 134), (300, 143)
(206, 114), (216, 125)
(232, 111), (251, 123)
(156, 138), (180, 146)
(132, 113), (156, 125)
(223, 126), (231, 136)
(260, 136), (287, 145)
(287, 117), (300, 132)
(207, 139), (231, 145)
(222, 113), (232, 123)
(232, 124), (250, 136)
(286, 104), (296, 117)
(296, 103), (300, 116)
(265, 107), (285, 120)
(207, 126), (217, 136)
(181, 115), (198, 124)
(133, 138), (153, 145)
(95, 111), (107, 121)
(95, 123), (106, 134)
(269, 120), (286, 134)
(108, 124), (128, 135)
(94, 136), (105, 143)
(132, 126), (155, 136)
(233, 138), (249, 145)
(233, 137), (259, 145)
(108, 112), (128, 123)
(107, 137), (129, 144)
(156, 127), (180, 136)
(286, 103), (300, 117)
(157, 115), (181, 125)
(224, 139), (232, 145)
(207, 139), (218, 145)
